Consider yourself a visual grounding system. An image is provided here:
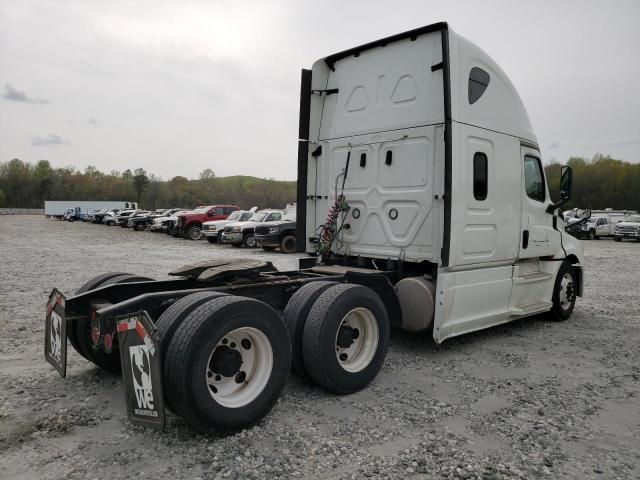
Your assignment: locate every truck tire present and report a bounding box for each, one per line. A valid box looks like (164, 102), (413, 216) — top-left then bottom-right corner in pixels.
(548, 261), (577, 322)
(243, 232), (257, 248)
(134, 223), (145, 231)
(163, 296), (291, 431)
(302, 284), (389, 394)
(283, 281), (337, 380)
(74, 273), (154, 374)
(156, 292), (228, 411)
(156, 292), (229, 360)
(217, 231), (224, 243)
(280, 235), (296, 254)
(588, 229), (596, 240)
(186, 225), (203, 240)
(107, 220), (115, 226)
(71, 272), (129, 359)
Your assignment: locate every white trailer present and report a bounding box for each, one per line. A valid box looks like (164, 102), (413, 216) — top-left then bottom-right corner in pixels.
(44, 201), (138, 220)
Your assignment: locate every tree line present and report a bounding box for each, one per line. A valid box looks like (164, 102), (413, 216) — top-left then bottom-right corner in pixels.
(1, 154), (638, 211)
(546, 154), (640, 211)
(0, 159), (296, 210)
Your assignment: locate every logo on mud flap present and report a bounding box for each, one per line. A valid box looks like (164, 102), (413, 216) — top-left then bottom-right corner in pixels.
(129, 344), (157, 417)
(50, 311), (62, 362)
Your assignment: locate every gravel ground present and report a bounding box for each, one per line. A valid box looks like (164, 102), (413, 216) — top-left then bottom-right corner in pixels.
(1, 215), (639, 480)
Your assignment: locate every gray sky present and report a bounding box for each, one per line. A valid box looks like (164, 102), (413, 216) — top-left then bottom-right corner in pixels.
(1, 0), (639, 180)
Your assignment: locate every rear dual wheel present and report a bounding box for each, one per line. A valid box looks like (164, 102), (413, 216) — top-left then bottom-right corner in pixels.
(284, 283), (390, 394)
(73, 272), (154, 374)
(163, 295), (290, 431)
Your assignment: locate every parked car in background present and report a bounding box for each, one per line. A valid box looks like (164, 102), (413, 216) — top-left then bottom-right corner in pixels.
(564, 209), (592, 239)
(202, 209), (255, 243)
(221, 209), (285, 247)
(119, 210), (149, 227)
(151, 210), (189, 232)
(255, 210), (297, 253)
(176, 205), (239, 240)
(90, 208), (117, 223)
(106, 209), (135, 226)
(126, 210), (156, 230)
(614, 214), (640, 242)
(128, 208), (181, 231)
(578, 213), (625, 240)
(103, 209), (133, 226)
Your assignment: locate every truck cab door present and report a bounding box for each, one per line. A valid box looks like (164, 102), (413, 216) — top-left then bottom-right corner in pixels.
(518, 146), (556, 259)
(597, 217), (608, 236)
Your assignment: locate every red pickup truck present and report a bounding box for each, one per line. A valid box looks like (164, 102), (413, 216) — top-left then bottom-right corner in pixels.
(177, 205), (239, 240)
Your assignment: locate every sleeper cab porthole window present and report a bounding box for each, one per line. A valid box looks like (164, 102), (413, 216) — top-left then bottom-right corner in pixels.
(468, 67), (490, 104)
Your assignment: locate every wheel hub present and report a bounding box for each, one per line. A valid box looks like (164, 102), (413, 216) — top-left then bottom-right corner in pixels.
(559, 273), (575, 310)
(205, 327), (274, 408)
(334, 307), (378, 373)
(210, 345), (243, 377)
(336, 324), (360, 348)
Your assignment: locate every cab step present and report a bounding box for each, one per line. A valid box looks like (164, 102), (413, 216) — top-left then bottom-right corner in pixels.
(510, 301), (552, 316)
(513, 271), (553, 284)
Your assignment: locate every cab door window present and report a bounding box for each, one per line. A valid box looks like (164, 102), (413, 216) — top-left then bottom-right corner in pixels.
(523, 155), (545, 202)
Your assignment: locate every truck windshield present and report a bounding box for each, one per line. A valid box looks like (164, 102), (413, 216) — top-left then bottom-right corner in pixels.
(226, 211), (242, 221)
(249, 212), (268, 222)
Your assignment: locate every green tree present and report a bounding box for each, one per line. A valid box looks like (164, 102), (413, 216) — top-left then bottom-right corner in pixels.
(199, 168), (216, 180)
(133, 168), (150, 202)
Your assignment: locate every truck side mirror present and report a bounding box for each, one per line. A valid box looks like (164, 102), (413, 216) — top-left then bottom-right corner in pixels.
(560, 165), (572, 200)
(547, 165), (573, 214)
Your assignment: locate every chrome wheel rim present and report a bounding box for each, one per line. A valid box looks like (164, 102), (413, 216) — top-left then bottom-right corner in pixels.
(246, 235), (256, 247)
(190, 227), (202, 240)
(335, 307), (378, 373)
(206, 327), (273, 408)
(558, 272), (575, 311)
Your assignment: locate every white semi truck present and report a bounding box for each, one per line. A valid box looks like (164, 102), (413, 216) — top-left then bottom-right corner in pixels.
(44, 200), (138, 220)
(45, 23), (586, 432)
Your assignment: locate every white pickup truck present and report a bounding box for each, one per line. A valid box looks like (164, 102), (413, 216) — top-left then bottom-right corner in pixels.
(578, 213), (625, 239)
(202, 210), (254, 243)
(614, 214), (640, 242)
(221, 209), (285, 247)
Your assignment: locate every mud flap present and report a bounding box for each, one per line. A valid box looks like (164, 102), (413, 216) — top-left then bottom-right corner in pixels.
(116, 311), (165, 430)
(45, 288), (67, 378)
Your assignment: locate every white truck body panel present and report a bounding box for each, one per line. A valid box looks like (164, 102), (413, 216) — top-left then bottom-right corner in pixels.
(308, 32), (444, 263)
(302, 23), (585, 343)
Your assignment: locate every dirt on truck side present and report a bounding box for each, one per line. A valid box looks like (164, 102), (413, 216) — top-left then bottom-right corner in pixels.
(0, 215), (639, 480)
